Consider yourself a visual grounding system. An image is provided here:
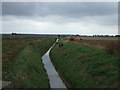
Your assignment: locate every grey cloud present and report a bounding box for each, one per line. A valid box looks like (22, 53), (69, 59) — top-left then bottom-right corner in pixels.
(2, 14), (117, 26)
(2, 2), (117, 18)
(2, 2), (36, 16)
(2, 2), (118, 27)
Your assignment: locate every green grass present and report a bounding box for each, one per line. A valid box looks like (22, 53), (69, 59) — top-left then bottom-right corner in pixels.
(50, 40), (118, 88)
(2, 35), (56, 88)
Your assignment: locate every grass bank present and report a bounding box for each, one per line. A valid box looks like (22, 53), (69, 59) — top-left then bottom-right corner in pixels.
(2, 35), (56, 88)
(50, 39), (118, 88)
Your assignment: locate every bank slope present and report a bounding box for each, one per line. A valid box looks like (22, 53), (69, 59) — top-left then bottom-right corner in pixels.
(50, 40), (118, 88)
(3, 35), (56, 88)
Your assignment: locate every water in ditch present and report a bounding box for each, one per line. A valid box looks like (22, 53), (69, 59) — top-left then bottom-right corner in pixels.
(42, 39), (67, 89)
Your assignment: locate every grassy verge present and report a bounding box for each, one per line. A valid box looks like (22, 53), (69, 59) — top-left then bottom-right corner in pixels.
(2, 35), (56, 88)
(50, 39), (118, 88)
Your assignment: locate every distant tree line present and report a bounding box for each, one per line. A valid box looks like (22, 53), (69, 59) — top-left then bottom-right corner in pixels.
(115, 35), (120, 37)
(93, 35), (120, 37)
(12, 33), (23, 35)
(11, 33), (31, 35)
(11, 33), (120, 37)
(12, 33), (17, 35)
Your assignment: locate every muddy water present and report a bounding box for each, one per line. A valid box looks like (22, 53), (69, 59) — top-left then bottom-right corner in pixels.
(42, 39), (67, 89)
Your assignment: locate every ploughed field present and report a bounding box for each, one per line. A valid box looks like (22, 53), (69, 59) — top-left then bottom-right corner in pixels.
(2, 35), (56, 88)
(65, 36), (120, 54)
(50, 36), (119, 88)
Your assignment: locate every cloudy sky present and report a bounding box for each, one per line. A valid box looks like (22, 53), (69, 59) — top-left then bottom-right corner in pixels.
(2, 2), (118, 35)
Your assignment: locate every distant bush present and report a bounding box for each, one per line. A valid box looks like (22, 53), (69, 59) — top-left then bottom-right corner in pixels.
(58, 42), (64, 47)
(12, 33), (17, 35)
(115, 35), (120, 37)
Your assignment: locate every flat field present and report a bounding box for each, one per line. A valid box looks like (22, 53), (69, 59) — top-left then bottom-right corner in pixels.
(65, 36), (120, 54)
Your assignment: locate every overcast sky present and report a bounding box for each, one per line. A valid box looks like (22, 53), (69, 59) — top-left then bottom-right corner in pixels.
(2, 2), (118, 35)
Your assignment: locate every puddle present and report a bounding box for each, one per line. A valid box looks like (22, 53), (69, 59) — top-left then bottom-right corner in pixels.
(42, 39), (67, 89)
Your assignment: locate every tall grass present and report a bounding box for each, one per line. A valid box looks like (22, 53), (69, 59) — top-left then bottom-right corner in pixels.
(50, 40), (118, 88)
(2, 35), (56, 88)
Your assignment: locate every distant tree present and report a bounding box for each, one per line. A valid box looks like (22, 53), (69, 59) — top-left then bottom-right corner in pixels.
(58, 35), (60, 37)
(105, 35), (109, 37)
(115, 35), (120, 37)
(76, 34), (79, 36)
(12, 33), (17, 35)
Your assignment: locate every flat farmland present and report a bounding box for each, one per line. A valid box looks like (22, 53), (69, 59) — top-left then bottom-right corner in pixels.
(65, 36), (120, 54)
(67, 36), (119, 40)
